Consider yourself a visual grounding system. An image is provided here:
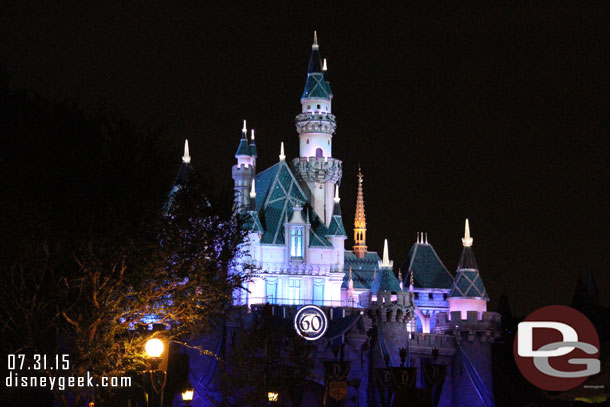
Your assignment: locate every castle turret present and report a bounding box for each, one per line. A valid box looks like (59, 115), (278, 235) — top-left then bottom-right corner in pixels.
(433, 220), (499, 407)
(232, 120), (255, 213)
(353, 168), (368, 258)
(448, 219), (489, 319)
(164, 139), (194, 213)
(371, 239), (401, 296)
(291, 32), (342, 226)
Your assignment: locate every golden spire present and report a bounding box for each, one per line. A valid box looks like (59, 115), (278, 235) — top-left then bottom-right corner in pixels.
(353, 167), (367, 258)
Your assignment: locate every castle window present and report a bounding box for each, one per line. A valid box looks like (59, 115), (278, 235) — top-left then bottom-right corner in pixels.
(290, 226), (304, 258)
(307, 105), (311, 109)
(317, 104), (321, 109)
(313, 279), (325, 306)
(328, 140), (330, 145)
(265, 277), (277, 304)
(307, 139), (309, 144)
(288, 278), (301, 305)
(316, 148), (323, 158)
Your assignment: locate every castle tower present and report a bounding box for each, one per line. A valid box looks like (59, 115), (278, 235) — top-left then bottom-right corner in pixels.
(434, 218), (499, 407)
(353, 168), (368, 258)
(291, 32), (342, 226)
(448, 219), (489, 318)
(232, 120), (256, 213)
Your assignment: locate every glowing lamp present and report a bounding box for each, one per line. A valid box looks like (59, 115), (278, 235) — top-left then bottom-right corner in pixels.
(268, 392), (279, 402)
(182, 389), (194, 401)
(145, 338), (164, 358)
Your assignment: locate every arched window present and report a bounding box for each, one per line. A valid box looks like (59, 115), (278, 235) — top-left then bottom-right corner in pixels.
(316, 148), (323, 158)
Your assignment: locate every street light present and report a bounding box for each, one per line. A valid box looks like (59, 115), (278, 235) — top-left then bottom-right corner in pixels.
(145, 338), (167, 407)
(267, 391), (279, 402)
(145, 338), (164, 357)
(182, 387), (194, 406)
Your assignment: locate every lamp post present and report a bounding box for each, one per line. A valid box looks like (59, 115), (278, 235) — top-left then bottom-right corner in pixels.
(145, 338), (167, 407)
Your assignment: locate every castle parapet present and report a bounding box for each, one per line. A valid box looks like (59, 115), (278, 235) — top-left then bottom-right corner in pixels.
(433, 310), (501, 342)
(408, 332), (456, 355)
(368, 291), (415, 323)
(290, 157), (342, 184)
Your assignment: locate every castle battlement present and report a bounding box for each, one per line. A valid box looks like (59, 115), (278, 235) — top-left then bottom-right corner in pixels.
(368, 291), (415, 323)
(295, 112), (337, 135)
(408, 332), (456, 355)
(433, 310), (501, 342)
(231, 163), (255, 172)
(290, 157), (342, 184)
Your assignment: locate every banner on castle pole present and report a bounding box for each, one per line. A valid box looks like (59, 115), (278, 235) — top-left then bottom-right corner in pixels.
(422, 362), (447, 407)
(389, 367), (417, 406)
(323, 361), (350, 406)
(375, 368), (394, 406)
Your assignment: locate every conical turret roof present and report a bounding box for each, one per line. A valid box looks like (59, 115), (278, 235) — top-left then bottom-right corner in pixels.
(301, 31), (332, 100)
(449, 219), (489, 300)
(235, 120), (252, 157)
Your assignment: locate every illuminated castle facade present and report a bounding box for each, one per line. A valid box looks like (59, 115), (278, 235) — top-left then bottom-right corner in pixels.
(179, 33), (501, 407)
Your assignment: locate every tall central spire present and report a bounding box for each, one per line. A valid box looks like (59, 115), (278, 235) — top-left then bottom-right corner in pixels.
(353, 168), (368, 258)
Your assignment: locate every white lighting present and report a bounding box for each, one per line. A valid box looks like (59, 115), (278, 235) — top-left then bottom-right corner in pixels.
(462, 219), (473, 247)
(182, 139), (191, 164)
(182, 389), (194, 401)
(145, 338), (164, 358)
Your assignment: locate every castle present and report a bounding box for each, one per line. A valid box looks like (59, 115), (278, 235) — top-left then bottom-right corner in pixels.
(179, 33), (501, 407)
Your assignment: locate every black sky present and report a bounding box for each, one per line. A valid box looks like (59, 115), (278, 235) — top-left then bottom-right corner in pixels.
(1, 1), (608, 313)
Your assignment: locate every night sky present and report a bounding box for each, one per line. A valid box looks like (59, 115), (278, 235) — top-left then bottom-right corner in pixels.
(2, 1), (608, 313)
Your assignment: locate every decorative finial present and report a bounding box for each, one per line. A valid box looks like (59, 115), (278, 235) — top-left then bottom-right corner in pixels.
(398, 269), (403, 290)
(279, 141), (286, 161)
(462, 218), (473, 247)
(425, 233), (428, 245)
(334, 185), (340, 203)
(251, 129), (255, 141)
(182, 139), (191, 164)
(242, 120), (247, 136)
(313, 31), (319, 49)
(249, 179), (256, 199)
(382, 239), (390, 266)
(378, 239), (394, 269)
(323, 58), (328, 71)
